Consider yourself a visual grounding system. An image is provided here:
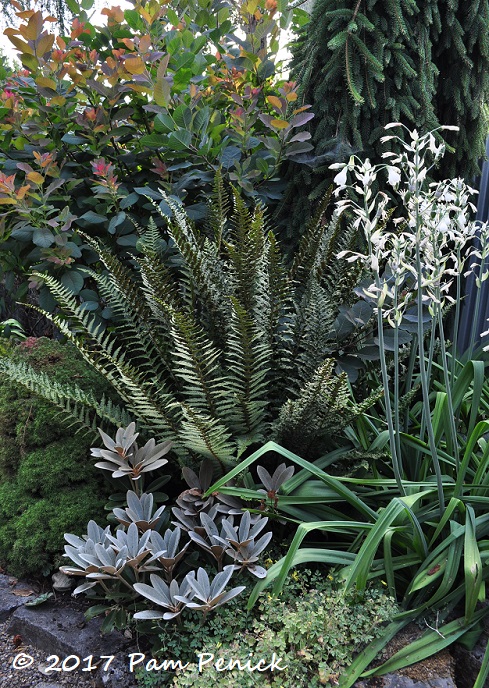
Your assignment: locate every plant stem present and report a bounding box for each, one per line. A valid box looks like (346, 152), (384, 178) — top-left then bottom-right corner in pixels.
(393, 283), (401, 466)
(452, 246), (462, 374)
(437, 309), (459, 467)
(413, 147), (444, 512)
(468, 257), (485, 361)
(374, 269), (405, 495)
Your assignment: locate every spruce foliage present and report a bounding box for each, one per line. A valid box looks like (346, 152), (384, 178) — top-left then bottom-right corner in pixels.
(285, 0), (489, 230)
(0, 175), (378, 473)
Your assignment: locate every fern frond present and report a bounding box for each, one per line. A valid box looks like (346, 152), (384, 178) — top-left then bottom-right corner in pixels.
(221, 298), (269, 437)
(272, 359), (379, 455)
(207, 168), (230, 248)
(157, 194), (231, 328)
(311, 210), (364, 312)
(288, 186), (334, 286)
(294, 279), (337, 384)
(78, 232), (172, 380)
(226, 192), (267, 318)
(179, 404), (236, 474)
(137, 218), (182, 316)
(264, 230), (295, 411)
(86, 268), (169, 386)
(169, 309), (225, 417)
(26, 276), (181, 438)
(0, 357), (129, 435)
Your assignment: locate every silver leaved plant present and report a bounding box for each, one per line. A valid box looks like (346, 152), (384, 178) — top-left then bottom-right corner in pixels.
(174, 565), (246, 615)
(112, 490), (167, 532)
(187, 511), (232, 569)
(106, 523), (159, 573)
(133, 575), (195, 621)
(216, 510), (272, 578)
(147, 527), (190, 582)
(91, 424), (172, 482)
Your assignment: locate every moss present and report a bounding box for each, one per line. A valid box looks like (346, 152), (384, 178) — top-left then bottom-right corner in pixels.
(0, 337), (113, 577)
(0, 338), (110, 476)
(0, 485), (107, 577)
(16, 436), (105, 496)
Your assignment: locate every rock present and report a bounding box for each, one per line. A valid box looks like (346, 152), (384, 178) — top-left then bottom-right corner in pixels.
(0, 573), (138, 687)
(7, 602), (138, 688)
(0, 588), (29, 623)
(51, 572), (72, 593)
(452, 607), (489, 688)
(0, 574), (34, 622)
(8, 603), (128, 657)
(355, 673), (457, 687)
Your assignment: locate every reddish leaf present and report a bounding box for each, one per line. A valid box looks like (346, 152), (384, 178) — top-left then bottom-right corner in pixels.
(290, 112), (315, 128)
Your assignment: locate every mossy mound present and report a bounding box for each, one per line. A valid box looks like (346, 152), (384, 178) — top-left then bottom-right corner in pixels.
(0, 337), (113, 577)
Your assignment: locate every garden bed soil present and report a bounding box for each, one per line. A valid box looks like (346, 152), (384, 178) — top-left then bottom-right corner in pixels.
(355, 623), (460, 688)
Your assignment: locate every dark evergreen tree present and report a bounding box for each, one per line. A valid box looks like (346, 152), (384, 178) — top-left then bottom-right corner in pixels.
(283, 0), (489, 230)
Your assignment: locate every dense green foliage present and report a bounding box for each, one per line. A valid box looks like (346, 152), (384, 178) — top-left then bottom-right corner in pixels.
(0, 337), (112, 576)
(2, 0), (488, 678)
(0, 176), (381, 473)
(134, 570), (396, 688)
(0, 0), (311, 323)
(284, 0), (489, 229)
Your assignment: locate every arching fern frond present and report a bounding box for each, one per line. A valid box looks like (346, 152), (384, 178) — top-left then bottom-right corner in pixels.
(169, 309), (226, 418)
(222, 298), (270, 438)
(272, 359), (381, 456)
(157, 194), (230, 327)
(26, 273), (181, 439)
(288, 186), (334, 286)
(294, 278), (337, 385)
(0, 357), (131, 435)
(207, 168), (230, 248)
(3, 175), (376, 470)
(179, 404), (236, 474)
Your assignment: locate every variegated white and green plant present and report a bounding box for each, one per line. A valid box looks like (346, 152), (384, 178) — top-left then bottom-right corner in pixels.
(201, 126), (489, 687)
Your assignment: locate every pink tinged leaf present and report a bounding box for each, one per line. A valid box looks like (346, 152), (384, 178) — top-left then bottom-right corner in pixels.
(16, 162), (34, 173)
(258, 113), (274, 127)
(290, 112), (314, 128)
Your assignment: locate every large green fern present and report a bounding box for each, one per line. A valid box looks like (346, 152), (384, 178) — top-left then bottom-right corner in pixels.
(0, 174), (376, 472)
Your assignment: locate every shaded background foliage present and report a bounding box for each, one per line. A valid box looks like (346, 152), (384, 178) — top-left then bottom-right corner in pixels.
(281, 0), (489, 232)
